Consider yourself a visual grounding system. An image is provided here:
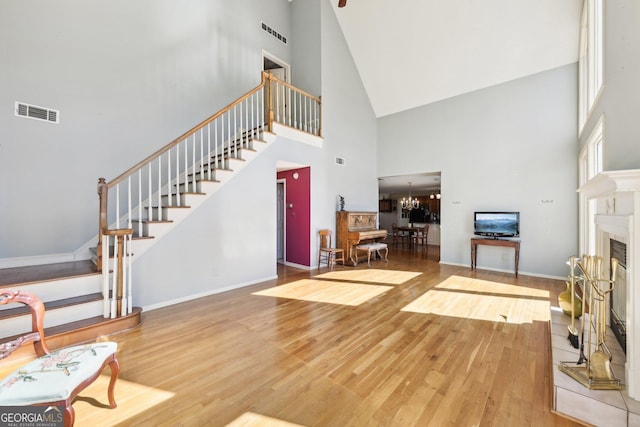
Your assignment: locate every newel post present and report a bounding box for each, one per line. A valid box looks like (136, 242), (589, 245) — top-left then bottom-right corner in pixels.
(265, 72), (274, 133)
(318, 95), (322, 137)
(97, 178), (108, 273)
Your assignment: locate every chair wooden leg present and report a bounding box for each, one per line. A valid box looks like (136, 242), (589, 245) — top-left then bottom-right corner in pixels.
(63, 403), (75, 427)
(107, 355), (120, 408)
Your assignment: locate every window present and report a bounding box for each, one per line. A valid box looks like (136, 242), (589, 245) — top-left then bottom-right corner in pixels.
(578, 115), (604, 255)
(578, 0), (604, 133)
(586, 116), (604, 178)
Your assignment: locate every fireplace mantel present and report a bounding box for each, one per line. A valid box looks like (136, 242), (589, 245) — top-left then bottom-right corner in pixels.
(578, 169), (640, 200)
(578, 169), (640, 401)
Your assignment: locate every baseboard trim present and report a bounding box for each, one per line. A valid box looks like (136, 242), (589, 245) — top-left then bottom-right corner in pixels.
(284, 261), (312, 270)
(142, 275), (278, 312)
(438, 261), (564, 281)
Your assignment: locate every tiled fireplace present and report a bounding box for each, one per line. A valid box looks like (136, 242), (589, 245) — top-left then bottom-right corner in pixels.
(551, 170), (640, 426)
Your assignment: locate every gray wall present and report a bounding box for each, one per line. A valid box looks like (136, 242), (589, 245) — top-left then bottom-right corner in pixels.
(0, 0), (379, 308)
(378, 65), (579, 277)
(132, 0), (379, 309)
(291, 0), (322, 96)
(579, 0), (640, 170)
(318, 0), (378, 216)
(0, 0), (291, 260)
(133, 135), (319, 309)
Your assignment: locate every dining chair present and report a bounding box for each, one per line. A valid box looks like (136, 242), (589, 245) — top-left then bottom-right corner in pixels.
(413, 224), (429, 252)
(318, 229), (345, 269)
(391, 223), (401, 245)
(391, 223), (408, 246)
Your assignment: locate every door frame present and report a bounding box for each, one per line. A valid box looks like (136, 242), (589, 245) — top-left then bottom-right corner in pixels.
(276, 179), (286, 263)
(262, 50), (291, 83)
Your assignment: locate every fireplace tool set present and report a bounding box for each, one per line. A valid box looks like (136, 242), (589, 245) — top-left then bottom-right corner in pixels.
(558, 255), (623, 390)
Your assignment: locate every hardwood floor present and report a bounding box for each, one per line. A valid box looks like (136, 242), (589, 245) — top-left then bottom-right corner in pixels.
(70, 245), (581, 426)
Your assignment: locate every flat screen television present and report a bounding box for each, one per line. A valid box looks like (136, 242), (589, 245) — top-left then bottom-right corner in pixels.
(474, 212), (520, 238)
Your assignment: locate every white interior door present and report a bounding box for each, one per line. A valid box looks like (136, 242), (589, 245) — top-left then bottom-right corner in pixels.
(268, 67), (286, 81)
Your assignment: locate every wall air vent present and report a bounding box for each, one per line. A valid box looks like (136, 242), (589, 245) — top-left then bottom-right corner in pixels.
(261, 22), (287, 44)
(15, 101), (59, 124)
(335, 157), (345, 166)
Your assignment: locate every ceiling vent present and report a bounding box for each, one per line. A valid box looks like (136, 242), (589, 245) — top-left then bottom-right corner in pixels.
(261, 22), (287, 44)
(15, 101), (59, 124)
(335, 157), (345, 166)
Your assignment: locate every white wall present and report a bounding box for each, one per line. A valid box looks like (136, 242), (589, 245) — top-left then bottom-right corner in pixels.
(378, 65), (578, 277)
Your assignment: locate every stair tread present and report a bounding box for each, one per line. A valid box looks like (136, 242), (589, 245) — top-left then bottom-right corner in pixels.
(45, 306), (142, 337)
(145, 205), (192, 209)
(0, 260), (98, 288)
(0, 292), (103, 319)
(0, 307), (142, 347)
(195, 178), (222, 183)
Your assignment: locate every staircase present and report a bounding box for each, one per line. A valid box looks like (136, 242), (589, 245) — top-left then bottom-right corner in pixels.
(0, 261), (142, 350)
(0, 72), (321, 349)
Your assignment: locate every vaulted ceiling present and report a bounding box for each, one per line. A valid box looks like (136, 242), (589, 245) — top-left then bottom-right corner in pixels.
(327, 0), (584, 196)
(330, 0), (583, 118)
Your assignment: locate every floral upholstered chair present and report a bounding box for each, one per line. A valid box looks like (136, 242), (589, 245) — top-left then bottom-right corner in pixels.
(0, 290), (119, 427)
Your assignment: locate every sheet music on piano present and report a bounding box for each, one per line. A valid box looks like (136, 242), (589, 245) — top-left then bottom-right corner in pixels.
(336, 211), (388, 266)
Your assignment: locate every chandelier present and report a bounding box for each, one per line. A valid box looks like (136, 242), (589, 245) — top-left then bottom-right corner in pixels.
(401, 182), (419, 210)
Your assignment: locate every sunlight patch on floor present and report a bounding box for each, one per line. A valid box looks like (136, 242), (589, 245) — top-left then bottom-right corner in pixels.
(226, 412), (306, 426)
(315, 268), (422, 285)
(74, 375), (175, 426)
(434, 275), (550, 298)
(252, 279), (393, 306)
(401, 275), (551, 324)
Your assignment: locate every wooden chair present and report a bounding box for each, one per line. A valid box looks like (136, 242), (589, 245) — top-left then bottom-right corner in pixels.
(0, 290), (120, 427)
(391, 223), (400, 245)
(318, 229), (345, 269)
(391, 223), (407, 246)
(413, 224), (430, 252)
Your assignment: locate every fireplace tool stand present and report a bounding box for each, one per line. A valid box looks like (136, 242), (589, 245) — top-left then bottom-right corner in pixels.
(559, 256), (622, 390)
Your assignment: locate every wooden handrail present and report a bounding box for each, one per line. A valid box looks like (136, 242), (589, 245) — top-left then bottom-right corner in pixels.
(265, 72), (321, 103)
(107, 73), (270, 189)
(106, 71), (320, 188)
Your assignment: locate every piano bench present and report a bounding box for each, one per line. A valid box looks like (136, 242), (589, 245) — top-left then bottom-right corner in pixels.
(354, 243), (388, 267)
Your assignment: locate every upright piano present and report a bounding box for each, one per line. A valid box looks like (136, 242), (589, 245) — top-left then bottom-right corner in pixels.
(336, 211), (388, 266)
